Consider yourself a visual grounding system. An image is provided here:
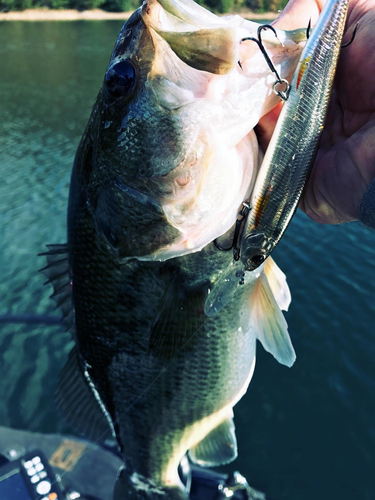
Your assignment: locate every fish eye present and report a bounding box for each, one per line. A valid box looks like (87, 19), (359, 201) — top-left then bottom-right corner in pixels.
(104, 59), (136, 99)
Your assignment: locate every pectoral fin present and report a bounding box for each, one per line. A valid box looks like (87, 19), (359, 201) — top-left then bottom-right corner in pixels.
(264, 256), (291, 312)
(149, 277), (209, 360)
(189, 414), (237, 467)
(250, 272), (296, 367)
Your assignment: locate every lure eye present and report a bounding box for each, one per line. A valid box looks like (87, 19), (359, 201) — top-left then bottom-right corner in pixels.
(251, 254), (265, 266)
(245, 253), (265, 270)
(105, 59), (136, 99)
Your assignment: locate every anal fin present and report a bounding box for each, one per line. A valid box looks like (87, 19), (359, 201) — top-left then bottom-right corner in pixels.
(56, 347), (115, 443)
(188, 414), (238, 467)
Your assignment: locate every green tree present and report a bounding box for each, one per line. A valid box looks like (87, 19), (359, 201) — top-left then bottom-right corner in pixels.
(219, 0), (234, 13)
(50, 0), (70, 9)
(68, 0), (105, 10)
(204, 0), (234, 13)
(14, 0), (33, 9)
(101, 0), (139, 12)
(245, 0), (287, 11)
(0, 0), (289, 18)
(0, 0), (16, 11)
(35, 0), (70, 8)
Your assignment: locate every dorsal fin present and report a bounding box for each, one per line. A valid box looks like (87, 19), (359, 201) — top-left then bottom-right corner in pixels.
(56, 347), (116, 443)
(39, 244), (74, 334)
(189, 413), (238, 467)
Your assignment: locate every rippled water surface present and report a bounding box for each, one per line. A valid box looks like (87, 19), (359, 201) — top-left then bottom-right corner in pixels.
(1, 21), (375, 500)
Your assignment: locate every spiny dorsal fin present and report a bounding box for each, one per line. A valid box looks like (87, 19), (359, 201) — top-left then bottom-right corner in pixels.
(189, 414), (238, 467)
(39, 244), (74, 333)
(56, 347), (115, 443)
(250, 272), (296, 367)
(149, 279), (209, 360)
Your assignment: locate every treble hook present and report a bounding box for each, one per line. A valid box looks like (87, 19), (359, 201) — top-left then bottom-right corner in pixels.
(241, 25), (290, 101)
(306, 19), (357, 47)
(214, 203), (250, 261)
(306, 19), (312, 40)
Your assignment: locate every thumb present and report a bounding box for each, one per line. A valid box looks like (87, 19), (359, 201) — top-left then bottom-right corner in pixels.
(300, 119), (375, 224)
(272, 0), (325, 31)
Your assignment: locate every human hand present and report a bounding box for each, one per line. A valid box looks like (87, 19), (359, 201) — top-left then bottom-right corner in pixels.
(256, 0), (375, 225)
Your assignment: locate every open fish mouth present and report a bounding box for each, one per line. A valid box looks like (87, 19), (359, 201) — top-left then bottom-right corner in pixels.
(141, 0), (243, 74)
(140, 0), (306, 75)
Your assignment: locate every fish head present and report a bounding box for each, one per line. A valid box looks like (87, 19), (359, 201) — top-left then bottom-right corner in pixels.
(78, 0), (306, 261)
(101, 2), (240, 182)
(100, 6), (200, 181)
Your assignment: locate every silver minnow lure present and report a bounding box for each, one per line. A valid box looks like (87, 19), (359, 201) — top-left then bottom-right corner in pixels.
(205, 0), (349, 317)
(240, 0), (349, 271)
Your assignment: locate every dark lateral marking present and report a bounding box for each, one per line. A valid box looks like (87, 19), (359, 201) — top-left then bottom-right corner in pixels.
(342, 22), (359, 48)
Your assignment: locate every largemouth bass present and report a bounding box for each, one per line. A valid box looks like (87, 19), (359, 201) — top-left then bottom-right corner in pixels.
(41, 1), (307, 498)
(205, 0), (349, 316)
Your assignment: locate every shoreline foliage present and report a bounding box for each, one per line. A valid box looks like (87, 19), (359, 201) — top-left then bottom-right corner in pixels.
(0, 0), (288, 14)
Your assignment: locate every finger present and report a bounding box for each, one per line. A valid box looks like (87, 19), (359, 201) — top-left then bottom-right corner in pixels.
(336, 11), (375, 113)
(255, 102), (283, 153)
(272, 0), (325, 31)
(300, 119), (375, 224)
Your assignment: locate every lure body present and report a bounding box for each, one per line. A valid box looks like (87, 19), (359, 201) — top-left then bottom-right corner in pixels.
(240, 0), (349, 271)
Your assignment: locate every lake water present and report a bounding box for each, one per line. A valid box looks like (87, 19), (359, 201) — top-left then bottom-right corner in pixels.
(0, 20), (375, 500)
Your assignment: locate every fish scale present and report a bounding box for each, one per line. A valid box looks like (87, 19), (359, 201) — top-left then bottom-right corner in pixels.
(119, 110), (187, 178)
